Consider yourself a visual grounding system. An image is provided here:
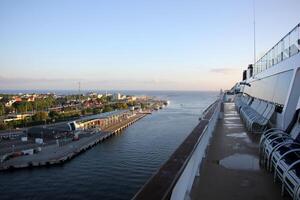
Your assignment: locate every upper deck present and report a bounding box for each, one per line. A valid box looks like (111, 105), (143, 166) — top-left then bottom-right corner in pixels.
(190, 102), (286, 200)
(134, 23), (300, 200)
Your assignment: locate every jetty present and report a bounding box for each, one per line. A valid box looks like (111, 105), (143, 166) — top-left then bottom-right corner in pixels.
(0, 113), (147, 171)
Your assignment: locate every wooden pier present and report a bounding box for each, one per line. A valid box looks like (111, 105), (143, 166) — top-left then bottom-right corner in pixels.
(0, 113), (147, 171)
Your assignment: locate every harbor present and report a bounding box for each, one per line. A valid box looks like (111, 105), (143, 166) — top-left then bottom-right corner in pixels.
(0, 90), (170, 172)
(1, 1), (299, 199)
(0, 91), (214, 200)
(0, 112), (148, 171)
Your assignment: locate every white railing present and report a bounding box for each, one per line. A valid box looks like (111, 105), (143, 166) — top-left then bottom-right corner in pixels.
(253, 23), (300, 75)
(170, 99), (222, 200)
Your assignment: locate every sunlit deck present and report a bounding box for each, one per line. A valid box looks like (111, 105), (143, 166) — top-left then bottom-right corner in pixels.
(190, 102), (287, 200)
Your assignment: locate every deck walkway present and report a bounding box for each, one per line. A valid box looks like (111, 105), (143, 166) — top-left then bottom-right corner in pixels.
(190, 103), (287, 200)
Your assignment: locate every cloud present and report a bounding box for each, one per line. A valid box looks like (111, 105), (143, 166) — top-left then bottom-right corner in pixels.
(0, 72), (239, 91)
(0, 76), (79, 83)
(0, 76), (182, 90)
(210, 67), (240, 75)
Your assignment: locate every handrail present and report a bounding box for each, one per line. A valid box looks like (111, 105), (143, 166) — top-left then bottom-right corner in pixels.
(253, 23), (300, 75)
(132, 99), (221, 200)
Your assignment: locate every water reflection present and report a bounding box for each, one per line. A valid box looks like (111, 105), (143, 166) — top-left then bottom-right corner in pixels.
(219, 153), (260, 171)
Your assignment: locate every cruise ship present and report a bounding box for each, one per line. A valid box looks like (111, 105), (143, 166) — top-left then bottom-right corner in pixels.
(133, 23), (300, 200)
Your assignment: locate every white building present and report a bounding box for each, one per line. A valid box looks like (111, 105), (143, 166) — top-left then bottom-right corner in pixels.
(5, 99), (16, 107)
(113, 93), (126, 101)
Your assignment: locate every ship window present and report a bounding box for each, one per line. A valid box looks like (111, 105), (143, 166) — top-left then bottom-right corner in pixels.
(262, 56), (266, 70)
(277, 40), (283, 62)
(69, 123), (76, 131)
(275, 49), (278, 64)
(283, 35), (290, 59)
(290, 26), (300, 56)
(270, 48), (275, 66)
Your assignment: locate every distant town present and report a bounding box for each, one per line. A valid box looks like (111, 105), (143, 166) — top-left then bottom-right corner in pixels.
(0, 92), (166, 131)
(0, 91), (169, 171)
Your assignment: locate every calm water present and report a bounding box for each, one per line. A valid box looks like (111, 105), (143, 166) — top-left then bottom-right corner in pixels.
(0, 91), (218, 200)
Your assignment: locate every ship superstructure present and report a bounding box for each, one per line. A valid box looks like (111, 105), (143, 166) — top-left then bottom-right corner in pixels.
(134, 23), (300, 200)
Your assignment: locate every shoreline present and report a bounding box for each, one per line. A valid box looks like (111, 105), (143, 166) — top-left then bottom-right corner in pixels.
(0, 113), (147, 172)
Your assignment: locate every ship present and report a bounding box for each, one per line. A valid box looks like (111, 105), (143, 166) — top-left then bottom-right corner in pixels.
(133, 23), (300, 200)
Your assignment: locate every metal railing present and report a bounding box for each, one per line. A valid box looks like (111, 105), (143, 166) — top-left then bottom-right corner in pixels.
(170, 99), (221, 200)
(132, 97), (222, 200)
(253, 23), (300, 75)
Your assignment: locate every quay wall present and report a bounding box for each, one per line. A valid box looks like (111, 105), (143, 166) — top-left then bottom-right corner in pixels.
(0, 114), (147, 171)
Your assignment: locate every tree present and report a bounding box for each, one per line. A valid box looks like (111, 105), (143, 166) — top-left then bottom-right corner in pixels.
(86, 108), (93, 114)
(127, 101), (137, 107)
(4, 106), (13, 115)
(93, 108), (102, 114)
(13, 102), (33, 113)
(0, 96), (10, 104)
(12, 102), (25, 113)
(103, 106), (113, 113)
(0, 120), (7, 130)
(49, 110), (60, 119)
(100, 96), (108, 104)
(140, 103), (146, 110)
(33, 111), (48, 122)
(33, 97), (56, 112)
(0, 103), (4, 116)
(56, 97), (67, 106)
(114, 103), (128, 110)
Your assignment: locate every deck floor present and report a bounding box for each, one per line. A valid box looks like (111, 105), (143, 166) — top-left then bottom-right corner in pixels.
(190, 103), (288, 200)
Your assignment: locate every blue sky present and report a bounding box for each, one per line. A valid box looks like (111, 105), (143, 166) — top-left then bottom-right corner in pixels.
(0, 0), (299, 90)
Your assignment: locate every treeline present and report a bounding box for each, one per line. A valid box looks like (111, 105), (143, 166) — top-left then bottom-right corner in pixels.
(0, 95), (114, 116)
(0, 97), (56, 115)
(0, 110), (82, 130)
(80, 102), (131, 115)
(0, 95), (144, 130)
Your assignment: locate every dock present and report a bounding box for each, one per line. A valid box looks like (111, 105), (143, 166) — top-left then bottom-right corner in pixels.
(0, 113), (147, 171)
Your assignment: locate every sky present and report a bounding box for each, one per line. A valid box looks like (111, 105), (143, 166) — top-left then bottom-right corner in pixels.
(0, 0), (299, 91)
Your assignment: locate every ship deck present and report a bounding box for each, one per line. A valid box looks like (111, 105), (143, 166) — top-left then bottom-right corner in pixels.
(190, 102), (288, 200)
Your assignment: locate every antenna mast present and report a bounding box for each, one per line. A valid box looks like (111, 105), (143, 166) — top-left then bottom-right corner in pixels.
(78, 81), (81, 95)
(253, 0), (256, 64)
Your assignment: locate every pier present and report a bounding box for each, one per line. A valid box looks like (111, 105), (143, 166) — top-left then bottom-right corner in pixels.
(0, 113), (147, 171)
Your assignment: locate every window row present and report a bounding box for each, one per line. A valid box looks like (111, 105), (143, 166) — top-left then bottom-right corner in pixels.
(253, 24), (300, 75)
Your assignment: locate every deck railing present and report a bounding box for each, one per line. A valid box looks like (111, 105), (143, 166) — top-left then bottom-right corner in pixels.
(253, 23), (300, 75)
(132, 96), (222, 200)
